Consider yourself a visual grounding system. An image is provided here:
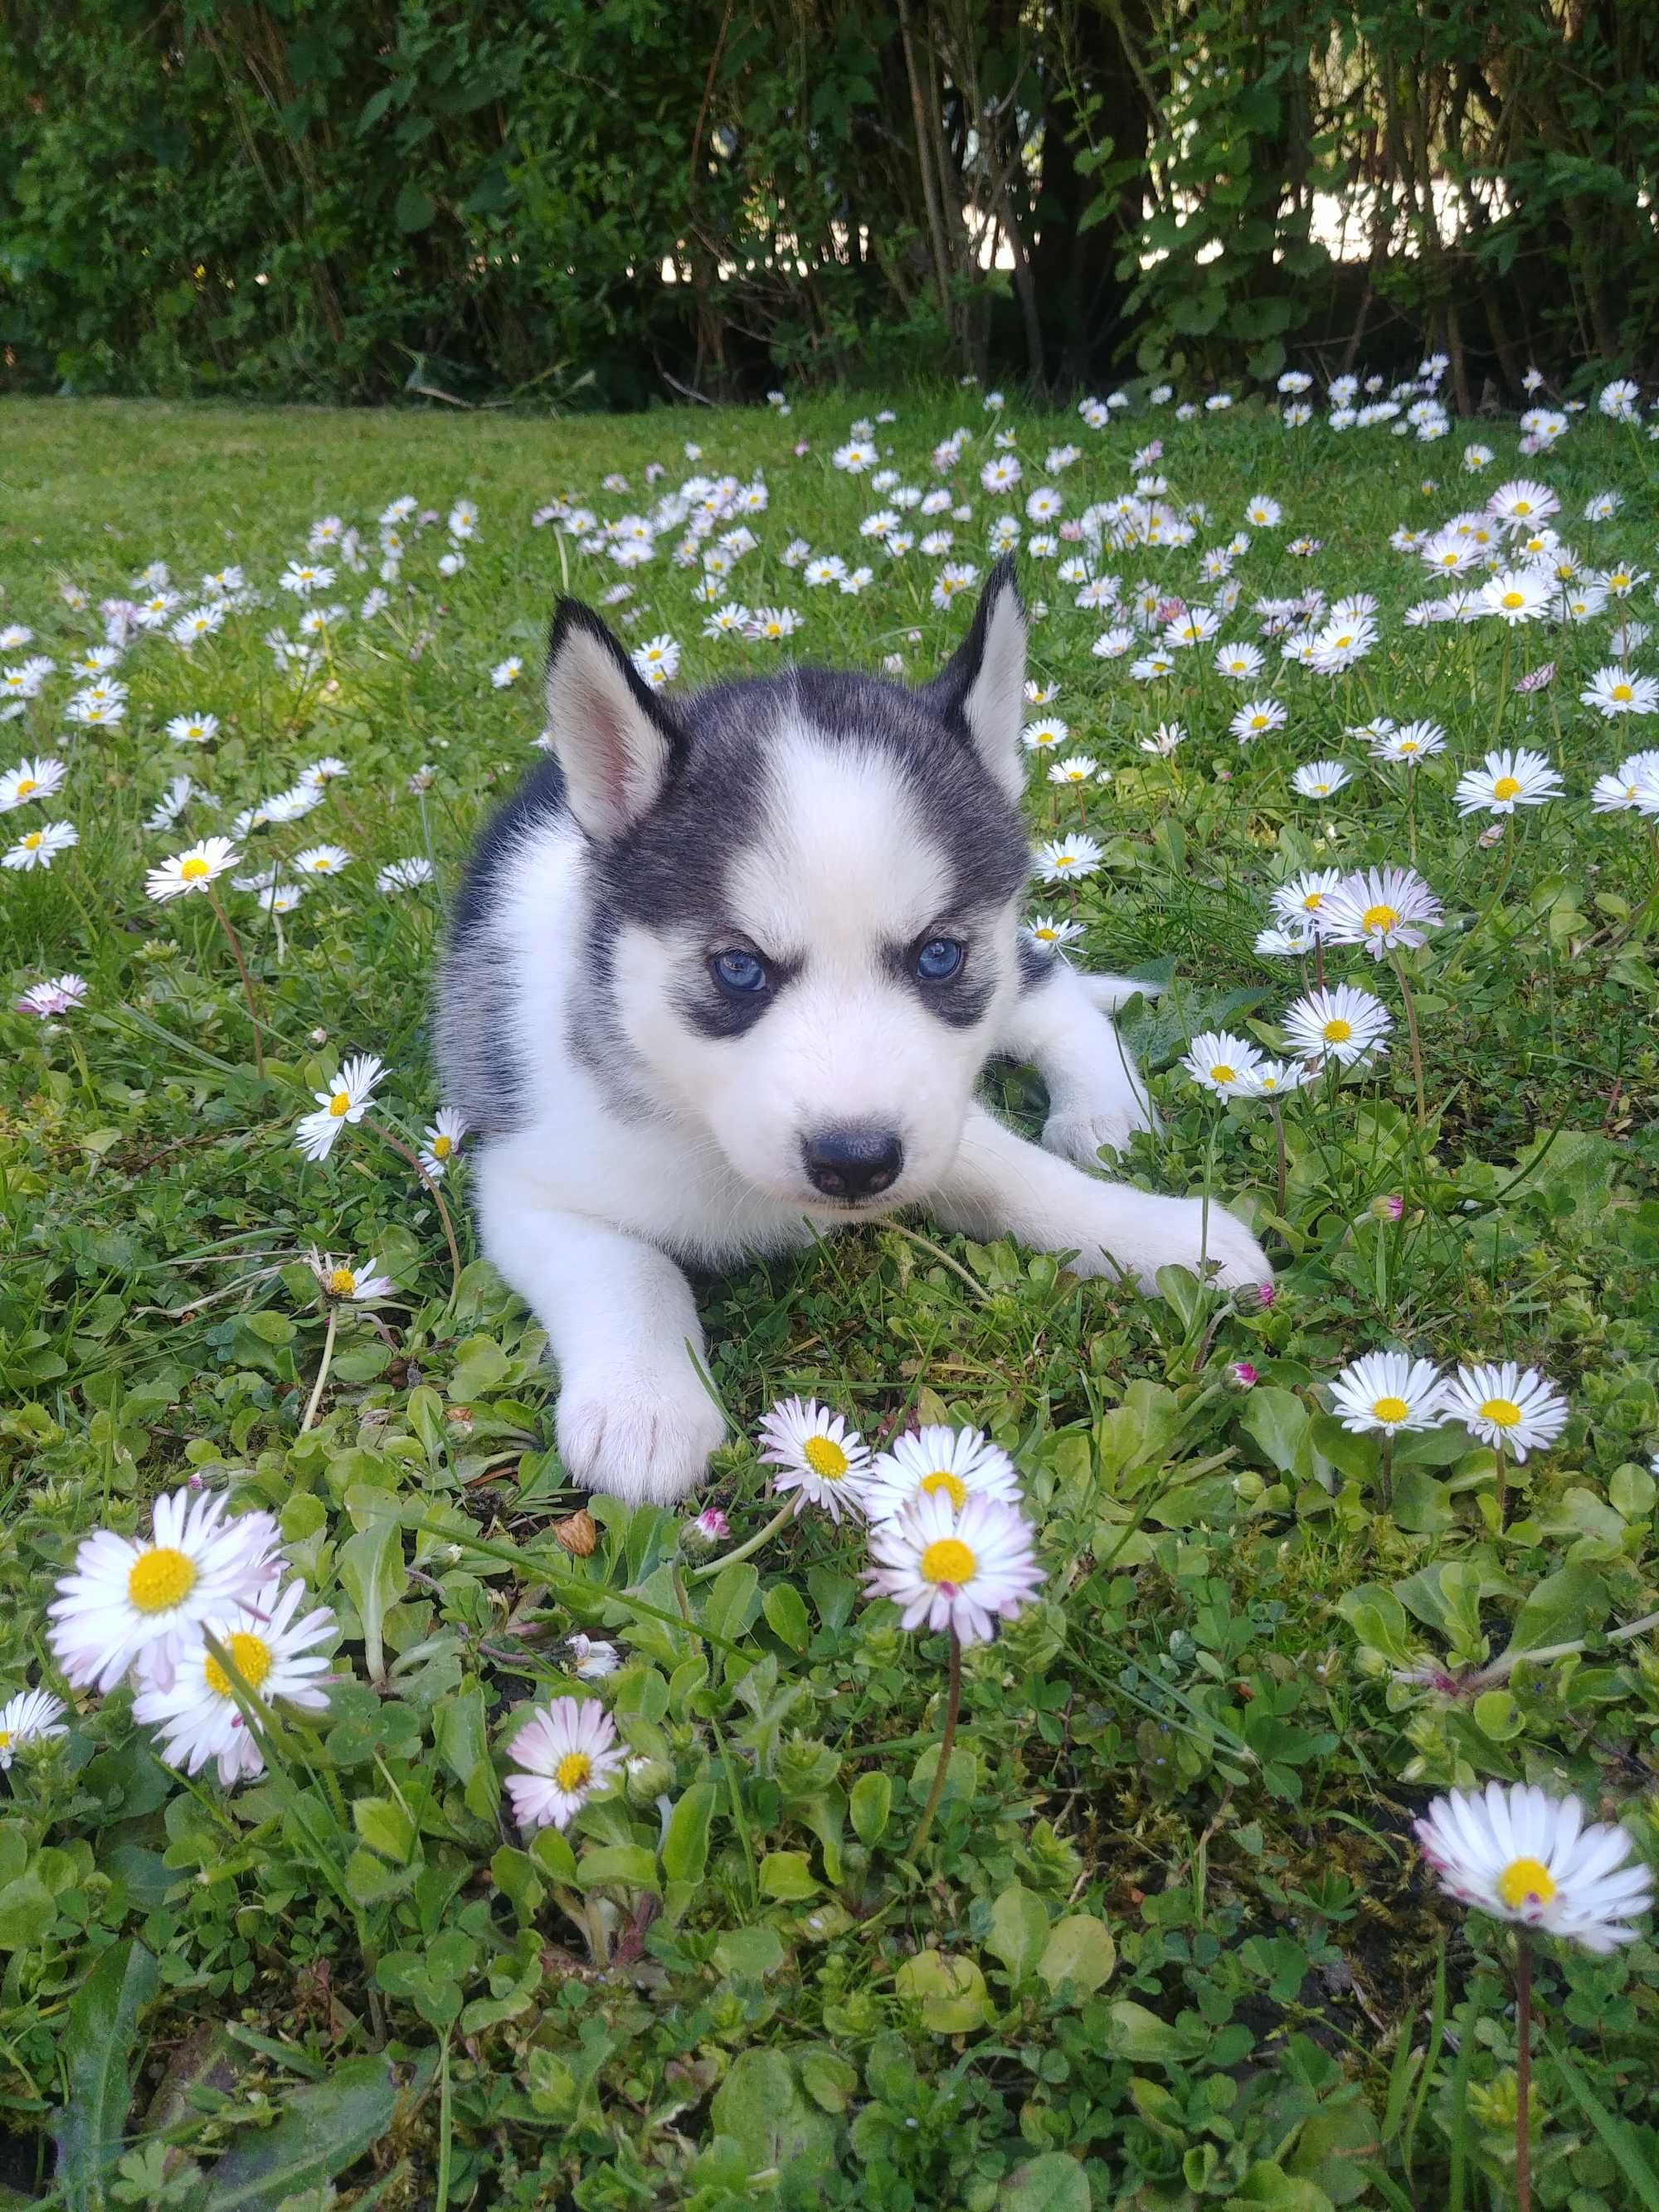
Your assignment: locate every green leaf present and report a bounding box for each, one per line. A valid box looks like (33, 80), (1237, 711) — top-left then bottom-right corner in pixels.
(894, 1949), (990, 2034)
(713, 1926), (786, 1979)
(0, 1871), (53, 1949)
(202, 2049), (435, 2211)
(576, 1844), (659, 1893)
(1224, 2162), (1338, 2211)
(985, 1882), (1049, 1984)
(352, 1796), (415, 1863)
(1335, 1584), (1418, 1667)
(1106, 1999), (1197, 2064)
(336, 1518), (407, 1685)
(52, 1941), (160, 2212)
(708, 2049), (837, 2179)
(1472, 1689), (1524, 1740)
(1240, 1388), (1315, 1479)
(1546, 2039), (1659, 2210)
(758, 1850), (820, 1901)
(762, 1582), (810, 1650)
(1506, 1563), (1609, 1657)
(849, 1771), (891, 1845)
(702, 1560), (761, 1644)
(1039, 1914), (1117, 1996)
(395, 182), (436, 232)
(999, 2151), (1092, 2212)
(661, 1782), (716, 1885)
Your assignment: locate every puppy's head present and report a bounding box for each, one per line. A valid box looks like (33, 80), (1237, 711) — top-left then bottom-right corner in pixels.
(543, 559), (1031, 1211)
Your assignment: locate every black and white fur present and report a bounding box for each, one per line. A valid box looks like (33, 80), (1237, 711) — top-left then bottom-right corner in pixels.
(438, 559), (1271, 1503)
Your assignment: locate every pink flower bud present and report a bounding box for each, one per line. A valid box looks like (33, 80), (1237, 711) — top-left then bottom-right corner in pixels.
(688, 1507), (729, 1546)
(1228, 1360), (1258, 1390)
(1371, 1194), (1404, 1222)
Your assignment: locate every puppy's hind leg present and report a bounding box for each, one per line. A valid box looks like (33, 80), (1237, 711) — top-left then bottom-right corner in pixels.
(475, 1151), (726, 1505)
(931, 1104), (1271, 1291)
(1000, 955), (1159, 1169)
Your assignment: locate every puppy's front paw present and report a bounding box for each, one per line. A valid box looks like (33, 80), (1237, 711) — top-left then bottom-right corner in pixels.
(1173, 1198), (1273, 1292)
(1042, 1101), (1151, 1169)
(556, 1360), (727, 1505)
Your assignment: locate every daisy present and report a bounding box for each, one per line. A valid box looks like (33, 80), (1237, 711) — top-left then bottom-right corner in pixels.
(420, 1106), (469, 1179)
(1453, 748), (1564, 816)
(1271, 868), (1344, 933)
(1282, 983), (1393, 1068)
(1255, 922), (1316, 958)
(1291, 760), (1350, 798)
(1034, 834), (1102, 883)
(1022, 914), (1085, 954)
(1438, 1362), (1568, 1462)
(1374, 720), (1447, 765)
(1487, 479), (1559, 529)
(0, 1689), (69, 1767)
(1214, 643), (1263, 681)
(1047, 755), (1099, 787)
(1416, 1784), (1652, 1955)
(309, 1251), (395, 1302)
(293, 844), (352, 877)
(1329, 1350), (1446, 1436)
(47, 1488), (279, 1694)
(864, 1424), (1023, 1522)
(1237, 1057), (1306, 1096)
(1581, 666), (1659, 717)
(864, 1492), (1044, 1648)
(748, 605), (801, 640)
(132, 1580), (336, 1787)
(16, 973), (87, 1018)
(294, 1053), (383, 1162)
(1245, 495), (1282, 526)
(377, 858), (435, 893)
(505, 1697), (626, 1833)
(4, 822), (79, 871)
(144, 836), (239, 903)
(756, 1397), (873, 1523)
(1320, 867), (1444, 959)
(1181, 1029), (1264, 1098)
(1481, 569), (1551, 625)
(1021, 717), (1068, 753)
(1231, 698), (1287, 742)
(0, 757), (67, 811)
(259, 884), (306, 917)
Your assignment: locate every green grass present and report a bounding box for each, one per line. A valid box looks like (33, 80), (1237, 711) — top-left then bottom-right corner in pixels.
(2, 386), (1659, 2212)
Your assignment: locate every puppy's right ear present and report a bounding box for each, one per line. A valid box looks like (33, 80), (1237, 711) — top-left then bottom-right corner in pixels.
(542, 600), (684, 839)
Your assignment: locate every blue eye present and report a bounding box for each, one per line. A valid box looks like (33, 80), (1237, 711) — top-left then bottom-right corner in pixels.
(713, 948), (767, 994)
(916, 937), (966, 982)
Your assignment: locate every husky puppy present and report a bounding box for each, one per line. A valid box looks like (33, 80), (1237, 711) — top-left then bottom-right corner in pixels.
(439, 558), (1270, 1503)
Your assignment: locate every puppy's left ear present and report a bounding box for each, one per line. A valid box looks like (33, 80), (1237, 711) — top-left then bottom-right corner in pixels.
(922, 552), (1026, 800)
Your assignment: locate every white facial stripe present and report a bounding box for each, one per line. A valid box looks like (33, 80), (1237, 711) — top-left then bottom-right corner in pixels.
(724, 722), (956, 962)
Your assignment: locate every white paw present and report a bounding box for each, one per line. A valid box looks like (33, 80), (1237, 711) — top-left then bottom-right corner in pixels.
(1064, 1190), (1272, 1293)
(1042, 1101), (1153, 1169)
(556, 1360), (727, 1505)
(1160, 1198), (1273, 1292)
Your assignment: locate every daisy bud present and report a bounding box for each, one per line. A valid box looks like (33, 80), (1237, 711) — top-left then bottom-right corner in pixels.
(1228, 1361), (1259, 1390)
(625, 1753), (675, 1806)
(685, 1507), (729, 1548)
(1371, 1194), (1405, 1222)
(1233, 1283), (1276, 1315)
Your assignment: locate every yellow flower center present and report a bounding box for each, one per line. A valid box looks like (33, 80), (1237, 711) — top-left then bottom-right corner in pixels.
(1053, 853), (1075, 868)
(328, 1091), (351, 1117)
(327, 1268), (357, 1296)
(1612, 574), (1630, 589)
(128, 1547), (197, 1614)
(1512, 500), (1531, 516)
(15, 779), (36, 797)
(180, 856), (210, 881)
(554, 1751), (592, 1794)
(1613, 684), (1632, 702)
(1497, 1856), (1555, 1910)
(1399, 740), (1421, 755)
(1250, 715), (1267, 729)
(204, 1631), (272, 1699)
(0, 1733), (10, 1751)
(1362, 904), (1399, 931)
(920, 1537), (976, 1587)
(1501, 591), (1525, 610)
(1479, 1396), (1522, 1428)
(919, 1471), (967, 1510)
(313, 858), (333, 871)
(1321, 1018), (1353, 1043)
(1372, 1395), (1410, 1423)
(22, 833), (41, 850)
(1034, 926), (1058, 942)
(803, 1435), (849, 1481)
(1209, 1062), (1236, 1085)
(1492, 776), (1521, 800)
(431, 1134), (453, 1159)
(1301, 891), (1324, 910)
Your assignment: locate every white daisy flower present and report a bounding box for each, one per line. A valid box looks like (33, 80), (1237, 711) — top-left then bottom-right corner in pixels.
(1581, 666), (1659, 717)
(3, 821), (78, 871)
(864, 1424), (1023, 1523)
(293, 843), (352, 877)
(863, 1492), (1044, 1647)
(1291, 760), (1351, 798)
(1453, 748), (1564, 816)
(1047, 755), (1099, 787)
(567, 1634), (620, 1680)
(1271, 868), (1344, 934)
(0, 1688), (69, 1767)
(0, 756), (67, 812)
(1417, 1783), (1652, 1955)
(1236, 1057), (1306, 1096)
(47, 1488), (279, 1694)
(1328, 1350), (1447, 1436)
(377, 858), (435, 894)
(309, 1251), (395, 1302)
(144, 836), (239, 903)
(16, 973), (88, 1018)
(1181, 1029), (1264, 1098)
(1231, 698), (1287, 742)
(1481, 569), (1551, 625)
(756, 1397), (873, 1523)
(1374, 720), (1447, 765)
(420, 1106), (469, 1179)
(294, 1053), (383, 1162)
(1022, 914), (1085, 954)
(1319, 867), (1444, 959)
(1438, 1362), (1569, 1462)
(1282, 983), (1393, 1068)
(1022, 717), (1069, 752)
(1034, 834), (1102, 883)
(505, 1697), (626, 1834)
(132, 1580), (336, 1786)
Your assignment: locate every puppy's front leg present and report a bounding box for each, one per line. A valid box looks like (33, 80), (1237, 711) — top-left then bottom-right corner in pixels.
(1001, 955), (1155, 1167)
(931, 1104), (1271, 1291)
(476, 1155), (725, 1505)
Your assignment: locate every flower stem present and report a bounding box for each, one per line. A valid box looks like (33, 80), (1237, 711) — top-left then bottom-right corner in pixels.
(1270, 1101), (1288, 1218)
(687, 1498), (796, 1582)
(908, 1630), (963, 1861)
(366, 1116), (462, 1296)
(1389, 947), (1428, 1130)
(1495, 1439), (1509, 1529)
(1379, 1430), (1394, 1512)
(1515, 1933), (1533, 2212)
(300, 1304), (340, 1433)
(207, 886), (265, 1077)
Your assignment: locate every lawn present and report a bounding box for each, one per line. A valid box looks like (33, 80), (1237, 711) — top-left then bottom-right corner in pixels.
(2, 381), (1659, 2212)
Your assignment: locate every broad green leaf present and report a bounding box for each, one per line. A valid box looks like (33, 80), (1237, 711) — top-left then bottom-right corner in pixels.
(708, 2049), (836, 2179)
(1240, 1388), (1314, 1479)
(758, 1850), (820, 1901)
(895, 1949), (990, 2034)
(52, 1940), (160, 2212)
(713, 1926), (786, 1979)
(985, 1882), (1049, 1984)
(576, 1844), (659, 1893)
(1106, 1999), (1198, 2064)
(1039, 1913), (1117, 1996)
(336, 1518), (407, 1686)
(1506, 1563), (1608, 1658)
(661, 1782), (716, 1885)
(1334, 1585), (1418, 1668)
(202, 2049), (435, 2211)
(762, 1582), (810, 1650)
(702, 1560), (761, 1644)
(999, 2151), (1091, 2212)
(849, 1771), (891, 1845)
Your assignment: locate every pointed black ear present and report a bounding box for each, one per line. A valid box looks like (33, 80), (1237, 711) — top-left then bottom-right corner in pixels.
(541, 599), (686, 839)
(922, 553), (1026, 800)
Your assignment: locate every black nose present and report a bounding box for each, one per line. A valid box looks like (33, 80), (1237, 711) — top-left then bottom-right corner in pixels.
(802, 1126), (904, 1201)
